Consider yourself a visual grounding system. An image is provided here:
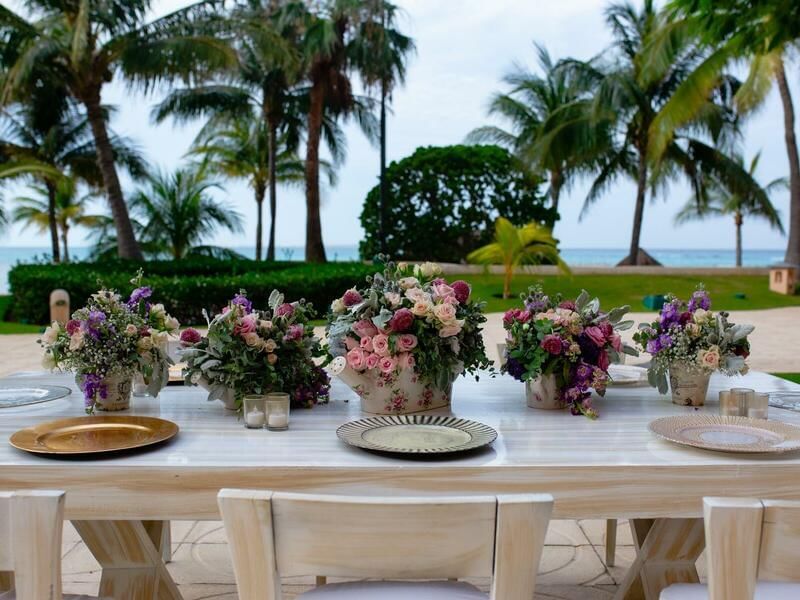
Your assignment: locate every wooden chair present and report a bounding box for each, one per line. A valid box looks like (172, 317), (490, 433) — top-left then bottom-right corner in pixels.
(218, 490), (553, 600)
(660, 497), (800, 600)
(0, 490), (104, 600)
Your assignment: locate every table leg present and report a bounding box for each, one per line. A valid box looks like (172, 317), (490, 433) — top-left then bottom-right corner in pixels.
(606, 519), (618, 567)
(0, 571), (12, 592)
(614, 518), (704, 600)
(72, 519), (182, 600)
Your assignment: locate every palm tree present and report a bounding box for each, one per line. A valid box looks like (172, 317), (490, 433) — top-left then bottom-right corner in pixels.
(12, 178), (102, 262)
(664, 0), (800, 265)
(300, 0), (383, 263)
(190, 115), (338, 259)
(0, 102), (146, 262)
(675, 152), (786, 267)
(0, 1), (234, 259)
(153, 0), (303, 261)
(467, 44), (608, 217)
(128, 167), (243, 260)
(467, 217), (569, 299)
(574, 1), (767, 265)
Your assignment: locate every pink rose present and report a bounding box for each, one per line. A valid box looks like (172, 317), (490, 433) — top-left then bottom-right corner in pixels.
(342, 289), (362, 307)
(344, 336), (359, 350)
(438, 320), (463, 338)
(346, 347), (367, 371)
(432, 302), (457, 323)
(352, 319), (379, 338)
(284, 324), (304, 342)
(584, 326), (606, 348)
(599, 321), (613, 338)
(516, 310), (531, 323)
(541, 334), (564, 355)
(235, 313), (257, 336)
(379, 356), (397, 374)
(597, 350), (610, 372)
(503, 309), (521, 326)
(180, 328), (202, 346)
(360, 336), (374, 352)
(398, 352), (416, 370)
(610, 333), (622, 352)
(388, 308), (415, 332)
(396, 333), (418, 351)
(66, 319), (81, 335)
(432, 282), (455, 301)
(365, 353), (380, 370)
(242, 331), (261, 347)
(372, 334), (390, 356)
(451, 280), (471, 304)
(274, 303), (295, 317)
(558, 300), (576, 311)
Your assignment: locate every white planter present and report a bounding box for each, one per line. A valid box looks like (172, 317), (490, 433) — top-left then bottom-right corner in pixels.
(668, 365), (711, 407)
(91, 374), (132, 411)
(338, 366), (453, 414)
(525, 374), (564, 410)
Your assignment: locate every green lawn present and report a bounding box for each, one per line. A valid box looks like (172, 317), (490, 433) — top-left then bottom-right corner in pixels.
(773, 373), (800, 385)
(465, 274), (800, 313)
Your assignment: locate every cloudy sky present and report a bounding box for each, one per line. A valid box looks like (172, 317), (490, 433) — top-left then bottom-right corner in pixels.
(2, 0), (795, 252)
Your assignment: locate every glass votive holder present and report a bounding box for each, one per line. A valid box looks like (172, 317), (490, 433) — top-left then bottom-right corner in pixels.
(266, 392), (290, 431)
(243, 395), (267, 429)
(719, 390), (740, 416)
(730, 387), (754, 415)
(747, 392), (769, 420)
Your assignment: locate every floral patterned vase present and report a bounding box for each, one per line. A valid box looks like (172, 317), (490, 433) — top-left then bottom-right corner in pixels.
(95, 374), (132, 411)
(338, 366), (453, 414)
(668, 365), (711, 406)
(525, 374), (564, 410)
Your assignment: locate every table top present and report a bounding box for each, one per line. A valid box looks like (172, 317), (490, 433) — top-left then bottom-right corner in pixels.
(1, 370), (799, 520)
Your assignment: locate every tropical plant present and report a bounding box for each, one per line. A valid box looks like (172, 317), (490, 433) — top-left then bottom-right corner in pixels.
(569, 1), (773, 266)
(467, 217), (569, 299)
(0, 0), (234, 259)
(0, 101), (146, 262)
(92, 167), (243, 261)
(359, 145), (556, 263)
(467, 44), (609, 216)
(668, 0), (800, 266)
(12, 177), (103, 262)
(675, 152), (786, 266)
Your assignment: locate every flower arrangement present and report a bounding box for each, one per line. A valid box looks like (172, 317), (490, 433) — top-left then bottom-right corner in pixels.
(325, 259), (491, 413)
(632, 288), (753, 393)
(181, 290), (329, 409)
(502, 287), (635, 418)
(39, 273), (179, 413)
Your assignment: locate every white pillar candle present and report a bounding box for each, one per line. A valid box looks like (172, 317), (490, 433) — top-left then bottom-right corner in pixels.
(246, 409), (266, 428)
(268, 413), (288, 429)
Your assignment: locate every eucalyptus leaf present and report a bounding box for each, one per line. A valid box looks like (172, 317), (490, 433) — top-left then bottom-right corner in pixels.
(575, 290), (590, 311)
(615, 319), (635, 331)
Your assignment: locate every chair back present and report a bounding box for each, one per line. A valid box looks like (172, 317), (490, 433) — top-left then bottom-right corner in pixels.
(0, 490), (65, 600)
(218, 490), (553, 600)
(704, 497), (800, 600)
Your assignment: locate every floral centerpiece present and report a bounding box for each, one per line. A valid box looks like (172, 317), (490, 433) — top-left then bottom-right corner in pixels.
(633, 288), (753, 406)
(181, 290), (329, 410)
(325, 259), (491, 414)
(502, 287), (635, 418)
(39, 275), (179, 413)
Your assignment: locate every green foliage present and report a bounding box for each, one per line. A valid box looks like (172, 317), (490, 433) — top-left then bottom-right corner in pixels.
(8, 260), (374, 325)
(360, 145), (556, 263)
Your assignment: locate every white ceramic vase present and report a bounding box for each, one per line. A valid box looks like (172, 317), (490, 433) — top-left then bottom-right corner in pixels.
(338, 366), (453, 414)
(95, 374), (132, 411)
(525, 374), (564, 410)
(668, 365), (711, 406)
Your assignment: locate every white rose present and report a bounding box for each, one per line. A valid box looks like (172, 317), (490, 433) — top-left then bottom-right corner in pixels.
(405, 288), (431, 303)
(697, 345), (721, 369)
(411, 299), (432, 316)
(125, 324), (138, 336)
(150, 330), (169, 348)
(331, 298), (346, 314)
(416, 262), (442, 278)
(165, 316), (180, 331)
(41, 352), (57, 370)
(398, 277), (420, 290)
(259, 319), (273, 330)
(42, 322), (60, 344)
(150, 303), (166, 319)
(693, 309), (711, 324)
(69, 330), (85, 350)
(262, 338), (277, 353)
(383, 292), (402, 307)
(137, 336), (153, 353)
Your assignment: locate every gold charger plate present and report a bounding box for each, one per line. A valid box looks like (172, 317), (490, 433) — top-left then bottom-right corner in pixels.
(649, 415), (800, 454)
(10, 415), (179, 456)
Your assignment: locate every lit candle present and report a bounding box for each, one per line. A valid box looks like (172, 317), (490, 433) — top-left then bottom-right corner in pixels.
(246, 409), (266, 428)
(268, 413), (288, 429)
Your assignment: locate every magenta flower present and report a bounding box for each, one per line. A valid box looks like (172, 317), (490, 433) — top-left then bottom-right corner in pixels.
(342, 289), (362, 307)
(597, 350), (610, 371)
(584, 326), (606, 348)
(389, 308), (414, 332)
(275, 303), (294, 317)
(451, 280), (471, 304)
(285, 324), (304, 342)
(66, 319), (81, 335)
(558, 300), (576, 311)
(541, 334), (564, 355)
(180, 328), (202, 346)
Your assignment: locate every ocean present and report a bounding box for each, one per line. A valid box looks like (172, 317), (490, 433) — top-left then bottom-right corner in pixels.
(0, 246), (785, 295)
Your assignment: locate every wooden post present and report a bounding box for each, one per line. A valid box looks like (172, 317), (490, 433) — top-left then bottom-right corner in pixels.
(49, 289), (70, 325)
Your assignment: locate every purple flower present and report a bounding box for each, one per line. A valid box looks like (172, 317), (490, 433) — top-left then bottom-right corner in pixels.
(505, 357), (526, 381)
(659, 300), (681, 328)
(127, 286), (152, 307)
(688, 290), (711, 312)
(79, 373), (107, 406)
(575, 362), (593, 383)
(83, 310), (106, 339)
(231, 294), (253, 313)
(577, 332), (601, 364)
(646, 333), (673, 355)
(526, 297), (550, 313)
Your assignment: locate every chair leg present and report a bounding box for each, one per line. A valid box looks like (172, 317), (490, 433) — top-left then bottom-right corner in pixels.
(606, 519), (618, 567)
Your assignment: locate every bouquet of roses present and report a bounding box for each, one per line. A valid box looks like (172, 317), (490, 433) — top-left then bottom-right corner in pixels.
(39, 273), (179, 413)
(326, 259), (491, 393)
(181, 290), (329, 409)
(633, 288), (753, 393)
(502, 286), (636, 418)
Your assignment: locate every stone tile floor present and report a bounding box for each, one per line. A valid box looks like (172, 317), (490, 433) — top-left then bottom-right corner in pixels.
(59, 519), (672, 599)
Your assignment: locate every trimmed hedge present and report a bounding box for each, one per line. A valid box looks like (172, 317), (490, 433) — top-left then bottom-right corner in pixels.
(9, 260), (374, 325)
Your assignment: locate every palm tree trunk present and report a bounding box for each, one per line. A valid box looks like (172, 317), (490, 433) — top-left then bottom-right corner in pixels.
(83, 92), (143, 260)
(304, 82), (327, 263)
(550, 169), (563, 218)
(255, 179), (266, 261)
(619, 154), (648, 266)
(776, 58), (800, 266)
(734, 211), (743, 267)
(267, 119), (278, 262)
(379, 81), (388, 254)
(61, 224), (70, 263)
(45, 181), (61, 263)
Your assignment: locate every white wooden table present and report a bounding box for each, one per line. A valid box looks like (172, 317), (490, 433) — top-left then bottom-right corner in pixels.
(1, 371), (799, 600)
